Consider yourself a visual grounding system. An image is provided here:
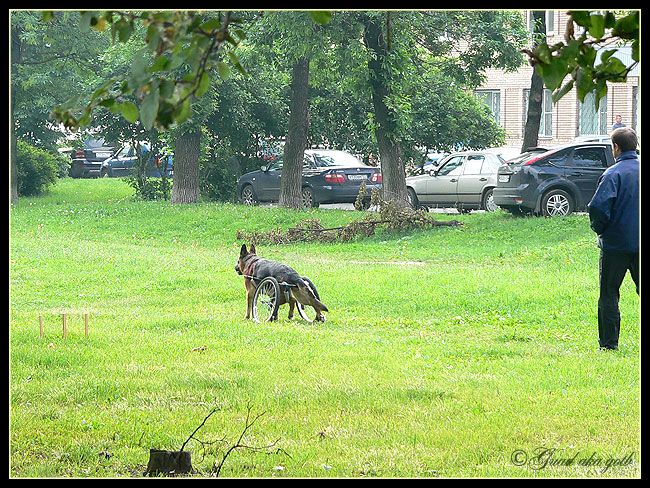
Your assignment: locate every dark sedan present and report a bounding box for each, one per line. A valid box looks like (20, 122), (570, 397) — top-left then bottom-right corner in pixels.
(493, 141), (615, 217)
(236, 149), (382, 208)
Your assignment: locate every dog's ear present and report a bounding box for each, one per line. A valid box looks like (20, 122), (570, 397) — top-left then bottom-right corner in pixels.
(240, 244), (247, 257)
(250, 243), (256, 254)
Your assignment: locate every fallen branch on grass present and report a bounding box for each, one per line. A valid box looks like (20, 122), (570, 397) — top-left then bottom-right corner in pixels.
(211, 403), (288, 477)
(236, 199), (462, 244)
(144, 405), (288, 477)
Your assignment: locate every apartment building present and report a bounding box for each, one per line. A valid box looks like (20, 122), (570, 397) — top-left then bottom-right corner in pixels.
(475, 10), (640, 149)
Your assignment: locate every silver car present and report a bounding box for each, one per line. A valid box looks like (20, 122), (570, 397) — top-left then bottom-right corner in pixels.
(405, 150), (505, 212)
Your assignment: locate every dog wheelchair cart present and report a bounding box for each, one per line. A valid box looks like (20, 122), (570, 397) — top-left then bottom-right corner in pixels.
(252, 276), (321, 323)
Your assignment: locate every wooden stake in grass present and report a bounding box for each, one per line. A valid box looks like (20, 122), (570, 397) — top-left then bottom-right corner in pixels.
(62, 313), (67, 339)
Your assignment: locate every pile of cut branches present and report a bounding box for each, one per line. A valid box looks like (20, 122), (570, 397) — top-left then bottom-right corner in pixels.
(236, 199), (462, 245)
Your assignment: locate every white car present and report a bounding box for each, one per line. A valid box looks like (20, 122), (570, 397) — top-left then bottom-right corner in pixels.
(405, 150), (504, 213)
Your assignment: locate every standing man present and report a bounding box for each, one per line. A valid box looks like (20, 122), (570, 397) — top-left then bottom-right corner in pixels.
(587, 127), (640, 351)
(612, 114), (626, 130)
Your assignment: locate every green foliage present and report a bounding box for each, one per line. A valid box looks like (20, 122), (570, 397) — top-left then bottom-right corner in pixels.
(11, 11), (111, 150)
(405, 69), (506, 155)
(126, 175), (172, 201)
(124, 138), (173, 201)
(46, 10), (248, 132)
(354, 180), (369, 211)
(199, 127), (241, 203)
(415, 11), (529, 88)
(528, 10), (639, 109)
(307, 11), (520, 159)
(15, 140), (60, 197)
(309, 11), (333, 25)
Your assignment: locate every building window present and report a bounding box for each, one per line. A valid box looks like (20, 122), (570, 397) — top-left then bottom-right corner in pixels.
(578, 91), (608, 135)
(632, 86), (638, 132)
(474, 90), (501, 125)
(527, 10), (555, 35)
(523, 88), (553, 137)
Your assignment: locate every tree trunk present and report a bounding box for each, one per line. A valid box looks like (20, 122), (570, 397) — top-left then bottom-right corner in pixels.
(11, 25), (22, 204)
(363, 15), (408, 208)
(171, 127), (201, 204)
(279, 56), (310, 209)
(522, 11), (546, 153)
(145, 449), (192, 476)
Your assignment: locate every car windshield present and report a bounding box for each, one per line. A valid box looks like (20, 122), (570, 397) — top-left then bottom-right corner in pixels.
(115, 146), (136, 158)
(311, 151), (363, 167)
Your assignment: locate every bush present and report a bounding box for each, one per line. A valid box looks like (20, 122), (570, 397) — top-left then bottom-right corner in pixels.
(199, 143), (242, 203)
(124, 145), (173, 201)
(15, 140), (60, 197)
(54, 153), (73, 178)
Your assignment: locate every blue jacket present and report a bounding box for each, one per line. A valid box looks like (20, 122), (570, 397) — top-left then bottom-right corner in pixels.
(587, 150), (639, 252)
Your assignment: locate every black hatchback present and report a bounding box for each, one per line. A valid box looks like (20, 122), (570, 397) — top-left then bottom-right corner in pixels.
(493, 142), (615, 217)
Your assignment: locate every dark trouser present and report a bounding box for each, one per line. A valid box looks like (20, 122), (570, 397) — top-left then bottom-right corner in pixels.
(598, 249), (640, 349)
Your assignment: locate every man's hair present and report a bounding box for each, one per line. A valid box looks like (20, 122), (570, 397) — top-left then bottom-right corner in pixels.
(611, 127), (638, 152)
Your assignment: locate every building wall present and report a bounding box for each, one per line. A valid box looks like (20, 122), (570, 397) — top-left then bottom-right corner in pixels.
(476, 10), (639, 149)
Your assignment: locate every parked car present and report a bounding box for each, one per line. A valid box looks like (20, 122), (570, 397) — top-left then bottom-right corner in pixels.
(69, 138), (115, 178)
(236, 149), (382, 208)
(100, 144), (173, 178)
(493, 141), (615, 217)
(405, 149), (505, 213)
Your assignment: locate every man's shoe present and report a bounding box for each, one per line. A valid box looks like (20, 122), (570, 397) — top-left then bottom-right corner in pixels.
(599, 346), (618, 351)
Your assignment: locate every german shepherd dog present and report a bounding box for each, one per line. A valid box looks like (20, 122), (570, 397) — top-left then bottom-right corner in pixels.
(235, 243), (328, 322)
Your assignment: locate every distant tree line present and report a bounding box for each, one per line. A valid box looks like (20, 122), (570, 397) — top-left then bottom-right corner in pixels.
(11, 10), (637, 206)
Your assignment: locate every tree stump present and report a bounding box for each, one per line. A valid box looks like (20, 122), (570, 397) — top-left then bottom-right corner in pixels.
(145, 449), (192, 476)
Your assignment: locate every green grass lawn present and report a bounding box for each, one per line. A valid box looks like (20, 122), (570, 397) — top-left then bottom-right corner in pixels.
(9, 178), (640, 478)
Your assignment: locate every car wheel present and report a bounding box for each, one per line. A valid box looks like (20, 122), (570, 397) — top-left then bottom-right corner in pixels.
(406, 188), (420, 210)
(482, 188), (498, 212)
(301, 187), (319, 208)
(240, 185), (258, 206)
(541, 189), (574, 217)
(101, 168), (110, 178)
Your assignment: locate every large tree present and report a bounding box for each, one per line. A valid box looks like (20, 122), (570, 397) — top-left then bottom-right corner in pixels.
(361, 13), (409, 206)
(246, 11), (334, 208)
(281, 55), (311, 208)
(522, 11), (547, 153)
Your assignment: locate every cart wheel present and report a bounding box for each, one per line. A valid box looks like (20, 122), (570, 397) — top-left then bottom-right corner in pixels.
(252, 277), (281, 323)
(295, 276), (320, 323)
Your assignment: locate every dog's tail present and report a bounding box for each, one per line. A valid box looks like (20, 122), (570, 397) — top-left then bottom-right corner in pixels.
(298, 277), (329, 312)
